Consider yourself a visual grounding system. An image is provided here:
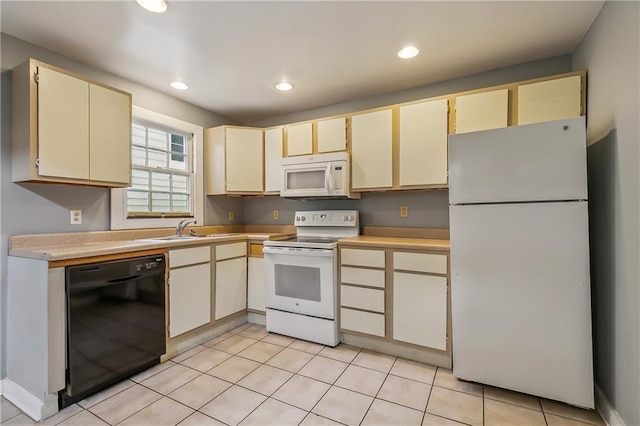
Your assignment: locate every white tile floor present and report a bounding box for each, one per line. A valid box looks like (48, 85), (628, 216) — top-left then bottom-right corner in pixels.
(1, 323), (605, 426)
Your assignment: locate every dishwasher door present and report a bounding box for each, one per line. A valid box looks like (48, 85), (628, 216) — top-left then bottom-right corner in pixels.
(62, 254), (166, 406)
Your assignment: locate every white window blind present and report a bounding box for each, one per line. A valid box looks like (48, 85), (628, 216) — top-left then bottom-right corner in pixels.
(128, 121), (193, 217)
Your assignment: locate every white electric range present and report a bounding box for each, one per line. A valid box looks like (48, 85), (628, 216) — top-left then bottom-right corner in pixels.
(263, 210), (359, 346)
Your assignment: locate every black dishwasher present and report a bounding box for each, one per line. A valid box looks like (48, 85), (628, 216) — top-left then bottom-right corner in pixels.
(60, 254), (166, 408)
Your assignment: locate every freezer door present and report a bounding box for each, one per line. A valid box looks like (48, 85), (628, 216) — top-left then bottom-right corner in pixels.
(450, 201), (593, 408)
(448, 117), (587, 204)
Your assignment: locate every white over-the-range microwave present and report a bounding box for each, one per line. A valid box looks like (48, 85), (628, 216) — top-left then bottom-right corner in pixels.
(280, 152), (360, 199)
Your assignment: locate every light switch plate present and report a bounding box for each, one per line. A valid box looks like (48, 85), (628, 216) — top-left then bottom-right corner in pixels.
(70, 209), (82, 225)
(400, 205), (409, 218)
(273, 210), (279, 220)
(228, 211), (235, 221)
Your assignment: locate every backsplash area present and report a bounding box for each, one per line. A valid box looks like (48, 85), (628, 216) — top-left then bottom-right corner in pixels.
(242, 190), (450, 228)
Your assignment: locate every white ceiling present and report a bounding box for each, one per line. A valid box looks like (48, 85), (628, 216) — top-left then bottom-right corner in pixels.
(1, 1), (603, 123)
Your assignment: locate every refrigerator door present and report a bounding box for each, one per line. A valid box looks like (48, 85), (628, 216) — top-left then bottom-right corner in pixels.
(450, 201), (593, 408)
(449, 117), (587, 205)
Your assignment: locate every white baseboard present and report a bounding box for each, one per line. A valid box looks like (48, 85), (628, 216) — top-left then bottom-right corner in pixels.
(0, 378), (5, 395)
(2, 379), (59, 421)
(595, 385), (626, 426)
(247, 312), (265, 325)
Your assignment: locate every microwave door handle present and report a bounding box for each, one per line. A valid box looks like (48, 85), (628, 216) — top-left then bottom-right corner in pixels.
(325, 162), (333, 192)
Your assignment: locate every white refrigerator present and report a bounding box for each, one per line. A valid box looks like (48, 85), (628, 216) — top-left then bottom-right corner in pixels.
(449, 116), (594, 408)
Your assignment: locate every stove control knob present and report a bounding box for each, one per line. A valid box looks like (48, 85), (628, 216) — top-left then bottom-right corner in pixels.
(295, 216), (300, 221)
(343, 215), (349, 221)
(349, 215), (355, 221)
(301, 217), (306, 221)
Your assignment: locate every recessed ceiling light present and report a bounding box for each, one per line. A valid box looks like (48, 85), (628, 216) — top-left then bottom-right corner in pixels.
(275, 81), (294, 91)
(398, 46), (419, 59)
(136, 0), (168, 13)
(170, 81), (189, 90)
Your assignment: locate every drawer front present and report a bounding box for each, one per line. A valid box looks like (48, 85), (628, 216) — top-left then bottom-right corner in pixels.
(341, 285), (385, 313)
(394, 252), (447, 274)
(216, 242), (247, 260)
(169, 246), (211, 268)
(341, 266), (385, 288)
(341, 308), (385, 337)
(341, 248), (385, 268)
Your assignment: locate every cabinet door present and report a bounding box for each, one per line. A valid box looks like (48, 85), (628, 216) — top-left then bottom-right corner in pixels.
(215, 257), (247, 319)
(264, 127), (283, 193)
(351, 109), (393, 189)
(399, 99), (448, 186)
(455, 89), (509, 134)
(247, 257), (266, 312)
(393, 272), (447, 350)
(317, 117), (347, 153)
(37, 66), (89, 180)
(518, 75), (582, 125)
(169, 263), (211, 338)
(286, 122), (313, 156)
(226, 128), (263, 192)
(89, 84), (131, 185)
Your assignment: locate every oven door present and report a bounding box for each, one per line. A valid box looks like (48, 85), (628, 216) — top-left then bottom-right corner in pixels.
(264, 246), (337, 319)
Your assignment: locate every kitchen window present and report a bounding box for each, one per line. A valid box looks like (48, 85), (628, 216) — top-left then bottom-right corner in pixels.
(128, 121), (193, 217)
(111, 106), (204, 230)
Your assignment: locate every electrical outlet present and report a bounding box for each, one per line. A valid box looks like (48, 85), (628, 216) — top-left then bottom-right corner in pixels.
(228, 211), (235, 221)
(70, 209), (82, 225)
(400, 205), (409, 218)
(273, 210), (279, 220)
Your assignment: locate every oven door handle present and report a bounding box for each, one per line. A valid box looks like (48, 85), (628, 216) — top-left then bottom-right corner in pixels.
(263, 247), (335, 257)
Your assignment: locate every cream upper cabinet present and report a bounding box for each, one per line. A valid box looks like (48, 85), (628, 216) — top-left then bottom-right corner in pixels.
(351, 109), (393, 190)
(518, 75), (582, 125)
(11, 59), (132, 187)
(89, 84), (131, 185)
(399, 99), (449, 187)
(264, 127), (283, 193)
(455, 89), (509, 134)
(205, 126), (263, 195)
(285, 122), (313, 156)
(317, 117), (347, 153)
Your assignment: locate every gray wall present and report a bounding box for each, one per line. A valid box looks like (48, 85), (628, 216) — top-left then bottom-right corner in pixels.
(0, 33), (239, 379)
(573, 2), (640, 425)
(244, 191), (450, 228)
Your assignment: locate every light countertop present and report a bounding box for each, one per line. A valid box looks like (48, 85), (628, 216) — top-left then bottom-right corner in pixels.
(338, 235), (450, 252)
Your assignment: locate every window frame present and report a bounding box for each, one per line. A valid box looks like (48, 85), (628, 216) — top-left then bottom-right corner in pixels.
(128, 119), (193, 217)
(111, 106), (204, 230)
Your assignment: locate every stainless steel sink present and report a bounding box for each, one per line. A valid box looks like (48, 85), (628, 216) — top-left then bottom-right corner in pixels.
(136, 233), (240, 242)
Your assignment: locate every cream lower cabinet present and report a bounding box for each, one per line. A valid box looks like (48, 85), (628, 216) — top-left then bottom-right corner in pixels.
(247, 243), (266, 312)
(339, 248), (386, 337)
(215, 242), (248, 320)
(169, 246), (212, 338)
(392, 251), (448, 351)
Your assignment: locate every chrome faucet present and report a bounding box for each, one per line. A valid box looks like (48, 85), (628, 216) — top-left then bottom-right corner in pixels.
(176, 219), (196, 236)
